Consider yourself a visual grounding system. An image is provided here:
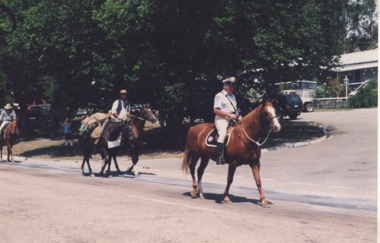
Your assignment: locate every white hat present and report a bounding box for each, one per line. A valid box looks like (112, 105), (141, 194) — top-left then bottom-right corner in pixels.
(4, 104), (12, 109)
(222, 77), (236, 84)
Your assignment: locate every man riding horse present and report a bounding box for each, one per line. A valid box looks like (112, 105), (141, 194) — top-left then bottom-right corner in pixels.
(213, 77), (239, 165)
(98, 89), (134, 143)
(0, 103), (17, 140)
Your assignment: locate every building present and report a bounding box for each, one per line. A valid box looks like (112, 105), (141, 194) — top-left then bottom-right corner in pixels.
(332, 49), (378, 92)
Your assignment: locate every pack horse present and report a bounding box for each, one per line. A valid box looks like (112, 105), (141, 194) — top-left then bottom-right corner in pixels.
(181, 99), (281, 207)
(79, 104), (157, 176)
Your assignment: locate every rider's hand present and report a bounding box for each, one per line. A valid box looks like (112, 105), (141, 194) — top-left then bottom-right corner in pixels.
(229, 114), (237, 120)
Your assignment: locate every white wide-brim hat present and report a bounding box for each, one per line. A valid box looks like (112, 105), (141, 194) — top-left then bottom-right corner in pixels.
(4, 103), (12, 109)
(222, 77), (236, 84)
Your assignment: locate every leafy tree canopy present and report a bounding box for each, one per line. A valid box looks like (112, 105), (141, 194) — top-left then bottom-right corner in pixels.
(0, 0), (375, 123)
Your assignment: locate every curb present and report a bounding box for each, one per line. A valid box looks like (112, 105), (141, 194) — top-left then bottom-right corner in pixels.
(261, 125), (331, 153)
(11, 126), (331, 162)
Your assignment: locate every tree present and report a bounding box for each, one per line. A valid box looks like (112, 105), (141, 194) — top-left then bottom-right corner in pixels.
(1, 0), (348, 128)
(342, 0), (378, 52)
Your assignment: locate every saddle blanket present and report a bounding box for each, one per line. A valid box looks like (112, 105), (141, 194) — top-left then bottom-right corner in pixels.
(205, 127), (234, 148)
(107, 139), (120, 148)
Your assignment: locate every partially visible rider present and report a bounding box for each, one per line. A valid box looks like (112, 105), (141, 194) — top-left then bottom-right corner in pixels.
(213, 77), (239, 165)
(0, 103), (17, 140)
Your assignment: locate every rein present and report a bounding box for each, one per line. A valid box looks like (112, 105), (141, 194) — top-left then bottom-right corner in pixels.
(239, 109), (274, 147)
(241, 121), (271, 147)
(127, 113), (146, 121)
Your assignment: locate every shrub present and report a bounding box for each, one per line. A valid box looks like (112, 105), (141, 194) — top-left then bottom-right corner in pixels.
(348, 79), (378, 108)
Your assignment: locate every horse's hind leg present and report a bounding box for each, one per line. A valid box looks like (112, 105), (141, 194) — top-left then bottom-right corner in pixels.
(222, 163), (237, 204)
(197, 156), (209, 199)
(188, 153), (200, 198)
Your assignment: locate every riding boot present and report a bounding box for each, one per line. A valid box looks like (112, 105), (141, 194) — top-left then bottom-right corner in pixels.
(216, 142), (225, 165)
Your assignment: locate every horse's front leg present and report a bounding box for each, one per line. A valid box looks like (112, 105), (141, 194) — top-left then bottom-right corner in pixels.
(0, 144), (3, 162)
(113, 155), (121, 174)
(127, 143), (139, 176)
(81, 158), (86, 175)
(86, 157), (92, 174)
(6, 142), (13, 162)
(222, 163), (236, 204)
(250, 161), (269, 207)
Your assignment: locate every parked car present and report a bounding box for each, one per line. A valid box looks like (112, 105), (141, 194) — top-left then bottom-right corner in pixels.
(27, 104), (51, 119)
(282, 89), (315, 112)
(275, 93), (303, 120)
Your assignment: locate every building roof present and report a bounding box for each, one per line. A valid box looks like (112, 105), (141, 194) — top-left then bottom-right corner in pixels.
(333, 49), (378, 72)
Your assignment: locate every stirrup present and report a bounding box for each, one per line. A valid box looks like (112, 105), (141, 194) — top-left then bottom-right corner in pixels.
(216, 157), (225, 165)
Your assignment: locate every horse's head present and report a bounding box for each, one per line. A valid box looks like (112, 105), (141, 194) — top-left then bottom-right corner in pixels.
(132, 104), (157, 123)
(262, 99), (281, 133)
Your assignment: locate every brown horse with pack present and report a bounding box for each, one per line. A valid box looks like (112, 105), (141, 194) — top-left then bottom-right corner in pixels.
(79, 104), (157, 176)
(182, 99), (281, 207)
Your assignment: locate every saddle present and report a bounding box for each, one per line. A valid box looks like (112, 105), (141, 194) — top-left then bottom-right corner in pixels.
(1, 123), (19, 140)
(205, 125), (234, 148)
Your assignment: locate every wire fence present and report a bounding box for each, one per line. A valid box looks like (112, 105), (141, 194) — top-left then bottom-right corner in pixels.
(314, 98), (349, 109)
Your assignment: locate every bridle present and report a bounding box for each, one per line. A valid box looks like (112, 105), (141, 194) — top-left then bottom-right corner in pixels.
(240, 107), (278, 147)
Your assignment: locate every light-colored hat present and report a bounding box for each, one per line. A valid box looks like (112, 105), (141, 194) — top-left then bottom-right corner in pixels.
(222, 77), (236, 84)
(120, 89), (127, 94)
(4, 103), (12, 109)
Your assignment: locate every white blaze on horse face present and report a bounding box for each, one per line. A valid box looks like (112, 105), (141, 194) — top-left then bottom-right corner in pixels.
(267, 106), (281, 133)
(148, 109), (157, 123)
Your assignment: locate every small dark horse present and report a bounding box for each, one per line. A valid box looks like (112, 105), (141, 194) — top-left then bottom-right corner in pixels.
(0, 120), (19, 162)
(79, 104), (157, 176)
(181, 99), (281, 207)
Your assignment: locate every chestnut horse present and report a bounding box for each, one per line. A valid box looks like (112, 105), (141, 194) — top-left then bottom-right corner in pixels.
(80, 104), (157, 176)
(0, 120), (19, 162)
(181, 99), (281, 207)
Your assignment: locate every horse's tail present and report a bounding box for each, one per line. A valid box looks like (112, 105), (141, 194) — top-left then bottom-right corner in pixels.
(181, 147), (190, 174)
(181, 127), (195, 174)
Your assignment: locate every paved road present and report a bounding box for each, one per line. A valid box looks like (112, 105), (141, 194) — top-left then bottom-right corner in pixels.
(0, 109), (377, 242)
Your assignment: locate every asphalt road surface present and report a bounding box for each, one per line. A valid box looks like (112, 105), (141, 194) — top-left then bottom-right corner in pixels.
(0, 108), (377, 242)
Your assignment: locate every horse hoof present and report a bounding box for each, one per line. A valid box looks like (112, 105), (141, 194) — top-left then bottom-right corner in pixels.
(199, 193), (205, 200)
(222, 199), (232, 204)
(190, 190), (198, 198)
(133, 171), (139, 176)
(81, 171), (84, 175)
(259, 200), (270, 208)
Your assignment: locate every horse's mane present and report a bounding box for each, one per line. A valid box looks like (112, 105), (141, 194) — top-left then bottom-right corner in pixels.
(237, 103), (263, 126)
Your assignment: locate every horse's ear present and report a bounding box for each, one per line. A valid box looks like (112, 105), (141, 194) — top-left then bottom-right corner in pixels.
(262, 97), (267, 107)
(270, 98), (276, 105)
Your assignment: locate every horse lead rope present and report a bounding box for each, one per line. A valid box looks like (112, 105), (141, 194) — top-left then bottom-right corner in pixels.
(241, 120), (272, 147)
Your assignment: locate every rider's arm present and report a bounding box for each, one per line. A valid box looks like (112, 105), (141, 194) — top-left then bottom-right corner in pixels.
(214, 108), (237, 119)
(111, 100), (120, 119)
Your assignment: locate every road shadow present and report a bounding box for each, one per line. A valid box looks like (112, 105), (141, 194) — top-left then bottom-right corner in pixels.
(182, 192), (272, 207)
(86, 170), (156, 178)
